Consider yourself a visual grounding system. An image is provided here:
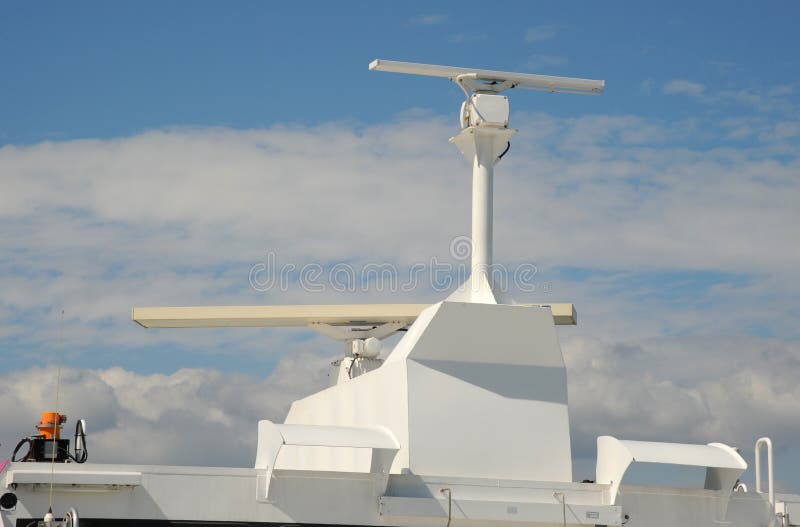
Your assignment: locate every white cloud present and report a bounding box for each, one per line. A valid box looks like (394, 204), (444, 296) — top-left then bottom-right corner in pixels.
(639, 78), (655, 95)
(707, 60), (736, 75)
(0, 113), (799, 362)
(0, 352), (333, 467)
(525, 24), (561, 42)
(564, 335), (800, 490)
(663, 79), (797, 113)
(769, 84), (795, 97)
(524, 54), (567, 71)
(663, 79), (707, 97)
(410, 14), (448, 26)
(447, 33), (487, 44)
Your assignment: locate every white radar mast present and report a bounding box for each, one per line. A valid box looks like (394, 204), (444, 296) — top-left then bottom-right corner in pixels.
(369, 59), (605, 303)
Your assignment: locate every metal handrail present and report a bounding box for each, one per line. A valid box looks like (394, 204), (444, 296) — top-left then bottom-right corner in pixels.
(755, 437), (774, 508)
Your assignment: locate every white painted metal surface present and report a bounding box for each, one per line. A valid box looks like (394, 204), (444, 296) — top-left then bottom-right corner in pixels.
(5, 468), (141, 487)
(452, 125), (517, 303)
(755, 436), (775, 507)
(468, 94), (510, 127)
(283, 302), (573, 481)
(254, 421), (399, 501)
(132, 304), (427, 328)
(369, 59), (605, 94)
(596, 436), (747, 505)
(132, 302), (577, 327)
(379, 495), (623, 526)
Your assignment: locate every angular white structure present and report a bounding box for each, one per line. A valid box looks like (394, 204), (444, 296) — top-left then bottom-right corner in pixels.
(283, 302), (572, 481)
(596, 435), (749, 520)
(2, 59), (797, 527)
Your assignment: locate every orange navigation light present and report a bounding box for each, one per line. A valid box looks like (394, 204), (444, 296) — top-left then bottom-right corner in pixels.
(36, 411), (66, 440)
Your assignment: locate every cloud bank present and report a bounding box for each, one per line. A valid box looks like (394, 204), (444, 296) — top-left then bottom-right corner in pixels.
(0, 352), (332, 467)
(3, 335), (799, 491)
(1, 109), (799, 486)
(1, 112), (797, 356)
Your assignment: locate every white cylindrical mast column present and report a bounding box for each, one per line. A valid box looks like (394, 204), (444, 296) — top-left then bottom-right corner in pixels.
(450, 126), (515, 303)
(472, 136), (494, 278)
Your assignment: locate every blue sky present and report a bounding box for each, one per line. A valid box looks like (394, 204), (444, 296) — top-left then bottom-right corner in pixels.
(1, 2), (800, 487)
(3, 2), (798, 143)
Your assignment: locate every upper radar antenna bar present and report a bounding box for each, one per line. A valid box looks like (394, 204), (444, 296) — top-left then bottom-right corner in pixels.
(369, 59), (605, 303)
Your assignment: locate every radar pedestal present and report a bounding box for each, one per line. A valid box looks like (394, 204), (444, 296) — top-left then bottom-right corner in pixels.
(369, 60), (604, 304)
